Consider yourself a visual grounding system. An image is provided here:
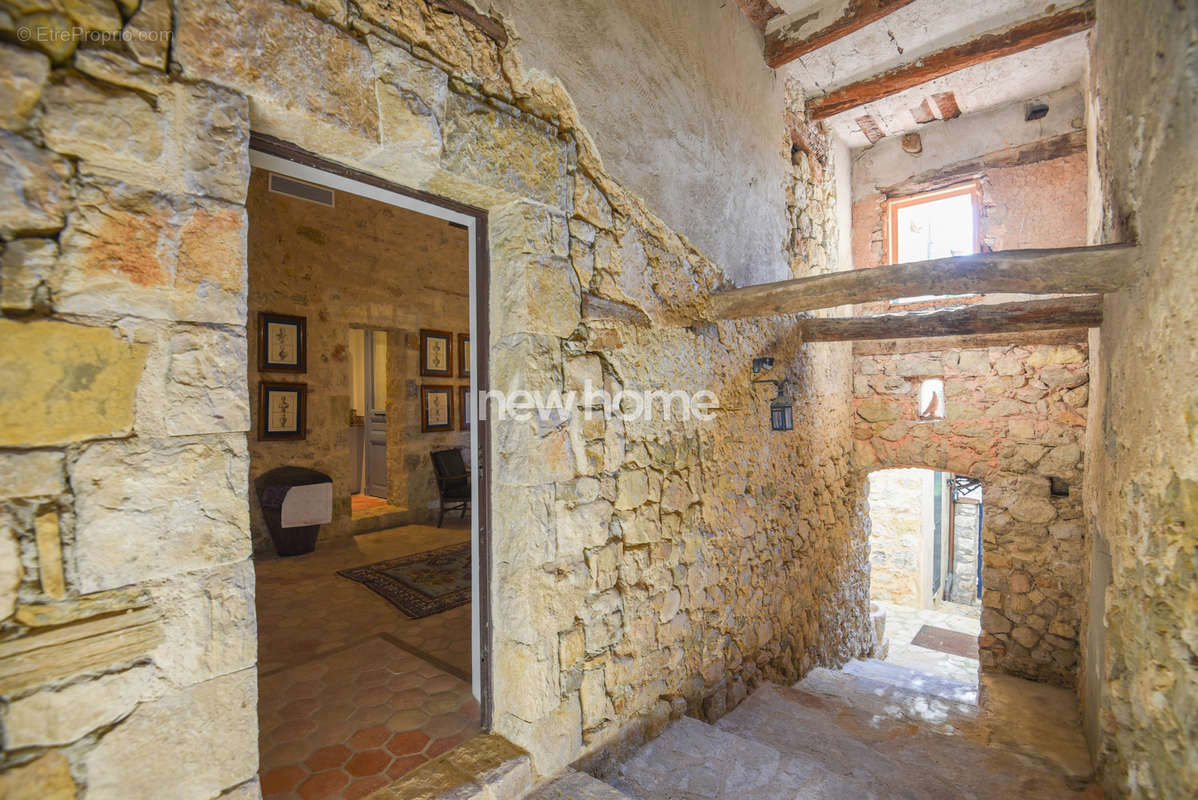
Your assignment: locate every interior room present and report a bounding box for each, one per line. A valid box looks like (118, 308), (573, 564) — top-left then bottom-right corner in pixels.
(246, 165), (478, 798)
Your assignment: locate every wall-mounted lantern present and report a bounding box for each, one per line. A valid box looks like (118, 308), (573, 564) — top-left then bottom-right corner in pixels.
(752, 358), (793, 431)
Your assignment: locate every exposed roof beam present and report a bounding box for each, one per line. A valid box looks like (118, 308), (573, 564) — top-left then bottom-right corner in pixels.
(733, 0), (785, 30)
(707, 244), (1137, 320)
(800, 296), (1102, 343)
(766, 0), (915, 69)
(805, 1), (1095, 121)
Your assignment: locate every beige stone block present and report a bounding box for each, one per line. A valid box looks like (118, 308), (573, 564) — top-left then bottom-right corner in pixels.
(496, 693), (582, 778)
(492, 255), (580, 341)
(559, 627), (585, 671)
(0, 42), (49, 129)
(369, 35), (447, 159)
(580, 665), (613, 729)
(3, 664), (150, 748)
(0, 320), (148, 447)
(174, 0), (379, 144)
(123, 0), (170, 69)
(15, 585), (148, 627)
(491, 484), (555, 569)
(83, 668), (258, 800)
(56, 183), (248, 324)
(440, 92), (571, 210)
(0, 450), (65, 498)
(71, 435), (250, 592)
(614, 470), (649, 510)
(159, 326), (251, 436)
(74, 48), (169, 94)
(556, 499), (613, 558)
(493, 418), (574, 487)
(61, 0), (122, 31)
(493, 639), (558, 724)
(619, 505), (661, 546)
(1, 237), (58, 312)
(0, 515), (20, 621)
(39, 78), (163, 181)
(573, 174), (613, 229)
(18, 12), (79, 63)
(147, 560), (256, 689)
(0, 129), (70, 237)
(34, 506), (65, 598)
(0, 751), (77, 800)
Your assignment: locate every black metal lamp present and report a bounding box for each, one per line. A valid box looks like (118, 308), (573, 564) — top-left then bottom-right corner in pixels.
(751, 358), (793, 431)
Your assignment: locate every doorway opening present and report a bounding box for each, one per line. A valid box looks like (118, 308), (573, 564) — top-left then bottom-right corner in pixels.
(867, 468), (982, 684)
(246, 137), (491, 799)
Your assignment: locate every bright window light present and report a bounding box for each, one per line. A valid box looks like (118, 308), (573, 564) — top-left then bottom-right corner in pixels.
(888, 184), (978, 304)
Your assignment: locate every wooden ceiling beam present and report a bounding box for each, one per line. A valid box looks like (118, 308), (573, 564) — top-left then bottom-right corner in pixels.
(800, 296), (1102, 343)
(851, 328), (1088, 356)
(766, 0), (915, 69)
(707, 243), (1137, 320)
(805, 1), (1095, 120)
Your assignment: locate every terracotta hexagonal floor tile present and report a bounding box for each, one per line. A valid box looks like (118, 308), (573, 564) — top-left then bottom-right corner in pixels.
(279, 697), (321, 720)
(347, 725), (391, 751)
(297, 769), (349, 800)
(344, 774), (391, 800)
(386, 754), (428, 780)
(385, 730), (430, 756)
(345, 749), (390, 778)
(260, 764), (307, 795)
(304, 744), (352, 772)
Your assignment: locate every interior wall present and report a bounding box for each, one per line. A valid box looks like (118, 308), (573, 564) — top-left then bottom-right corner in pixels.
(852, 342), (1089, 687)
(489, 0), (792, 287)
(866, 468), (925, 606)
(1083, 0), (1198, 795)
(246, 169), (470, 550)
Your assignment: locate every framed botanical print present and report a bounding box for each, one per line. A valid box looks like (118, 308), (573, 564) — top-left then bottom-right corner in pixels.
(459, 385), (471, 431)
(258, 312), (306, 372)
(421, 385), (454, 432)
(420, 329), (453, 377)
(259, 382), (307, 440)
(457, 333), (470, 378)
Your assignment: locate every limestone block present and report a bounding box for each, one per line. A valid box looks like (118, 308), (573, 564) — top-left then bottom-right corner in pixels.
(163, 326), (251, 436)
(369, 35), (447, 161)
(491, 484), (555, 569)
(146, 560), (256, 689)
(15, 585), (147, 627)
(440, 92), (571, 210)
(856, 398), (898, 423)
(1, 237), (58, 312)
(123, 0), (170, 70)
(3, 664), (150, 748)
(556, 499), (613, 558)
(170, 81), (251, 204)
(0, 129), (70, 237)
(60, 0), (123, 32)
(34, 507), (65, 598)
(0, 320), (148, 447)
(493, 639), (558, 723)
(619, 505), (661, 546)
(0, 517), (20, 620)
(895, 355), (942, 377)
(493, 418), (574, 487)
(615, 470), (649, 510)
(39, 77), (163, 182)
(573, 174), (613, 229)
(174, 0), (379, 145)
(56, 183), (248, 325)
(1007, 497), (1057, 524)
(0, 751), (76, 800)
(956, 349), (991, 374)
(74, 48), (169, 95)
(495, 693), (581, 779)
(0, 41), (49, 129)
(580, 665), (613, 729)
(71, 435), (251, 592)
(0, 449), (64, 498)
(83, 668), (258, 800)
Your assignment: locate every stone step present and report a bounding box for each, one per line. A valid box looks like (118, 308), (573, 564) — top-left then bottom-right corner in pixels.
(608, 715), (881, 799)
(719, 683), (1092, 800)
(524, 768), (635, 799)
(840, 657), (979, 704)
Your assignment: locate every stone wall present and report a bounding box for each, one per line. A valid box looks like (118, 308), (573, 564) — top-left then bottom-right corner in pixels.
(851, 343), (1089, 686)
(949, 501), (981, 606)
(866, 468), (924, 606)
(0, 0), (871, 791)
(1082, 0), (1198, 795)
(246, 168), (470, 550)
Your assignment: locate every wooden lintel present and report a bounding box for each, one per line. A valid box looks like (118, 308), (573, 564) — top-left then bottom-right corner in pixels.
(708, 243), (1136, 320)
(806, 2), (1095, 120)
(800, 296), (1102, 343)
(851, 328), (1089, 356)
(766, 0), (916, 69)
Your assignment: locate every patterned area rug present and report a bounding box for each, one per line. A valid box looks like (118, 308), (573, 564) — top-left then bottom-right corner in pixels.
(337, 542), (470, 619)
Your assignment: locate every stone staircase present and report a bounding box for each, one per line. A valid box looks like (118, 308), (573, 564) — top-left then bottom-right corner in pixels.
(529, 659), (1099, 800)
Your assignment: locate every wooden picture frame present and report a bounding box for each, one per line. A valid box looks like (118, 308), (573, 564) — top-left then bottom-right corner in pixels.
(421, 385), (454, 433)
(420, 329), (453, 377)
(258, 382), (307, 440)
(457, 333), (470, 378)
(258, 312), (307, 372)
(459, 385), (471, 431)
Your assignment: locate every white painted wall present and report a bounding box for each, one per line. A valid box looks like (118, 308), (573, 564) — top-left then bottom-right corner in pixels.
(491, 0), (793, 286)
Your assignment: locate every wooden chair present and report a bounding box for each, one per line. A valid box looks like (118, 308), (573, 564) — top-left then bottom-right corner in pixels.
(430, 448), (471, 527)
